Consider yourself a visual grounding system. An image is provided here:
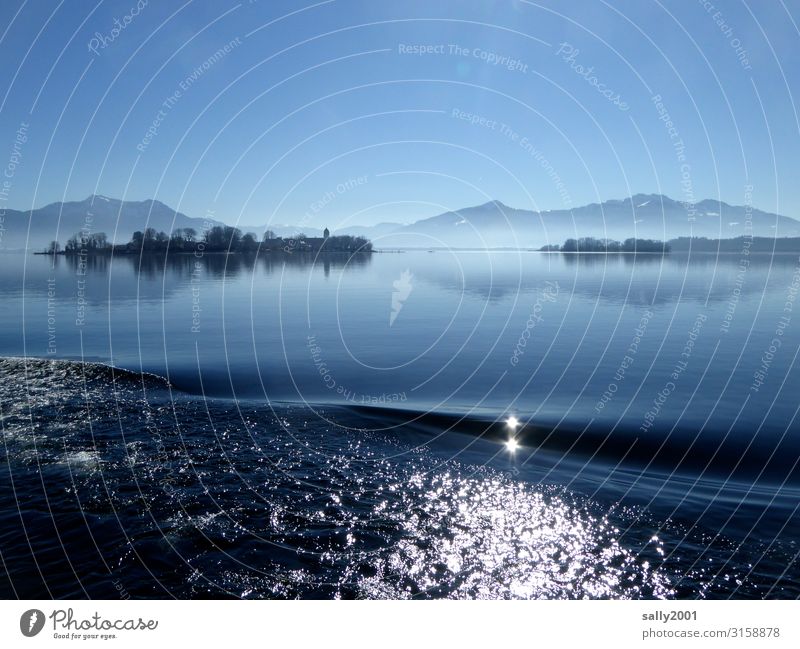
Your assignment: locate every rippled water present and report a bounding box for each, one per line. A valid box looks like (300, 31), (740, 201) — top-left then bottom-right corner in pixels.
(1, 358), (797, 599)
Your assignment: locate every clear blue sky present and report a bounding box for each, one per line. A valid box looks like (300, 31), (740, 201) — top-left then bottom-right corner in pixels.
(0, 0), (798, 229)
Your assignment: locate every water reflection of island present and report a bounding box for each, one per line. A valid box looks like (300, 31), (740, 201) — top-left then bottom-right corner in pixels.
(58, 246), (372, 280)
(17, 247), (793, 309)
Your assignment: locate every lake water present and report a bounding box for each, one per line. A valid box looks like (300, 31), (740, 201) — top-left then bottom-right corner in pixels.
(1, 249), (799, 598)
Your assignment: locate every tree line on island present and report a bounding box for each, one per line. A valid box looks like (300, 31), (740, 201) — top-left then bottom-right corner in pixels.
(541, 236), (800, 253)
(540, 237), (671, 253)
(44, 226), (373, 255)
(51, 231), (800, 255)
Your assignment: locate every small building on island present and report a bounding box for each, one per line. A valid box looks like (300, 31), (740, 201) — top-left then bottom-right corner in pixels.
(261, 228), (372, 254)
(292, 227), (333, 251)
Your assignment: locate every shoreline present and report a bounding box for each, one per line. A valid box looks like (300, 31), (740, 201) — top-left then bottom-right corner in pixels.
(33, 249), (374, 256)
(23, 248), (800, 255)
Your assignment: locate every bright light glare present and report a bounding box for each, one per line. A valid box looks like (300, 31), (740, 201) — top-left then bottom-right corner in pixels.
(506, 416), (519, 429)
(505, 438), (519, 452)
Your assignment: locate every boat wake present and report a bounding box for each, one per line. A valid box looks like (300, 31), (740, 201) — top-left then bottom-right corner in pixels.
(0, 357), (796, 598)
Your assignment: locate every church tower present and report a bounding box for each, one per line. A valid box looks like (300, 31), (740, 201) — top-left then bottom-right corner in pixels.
(323, 227), (329, 239)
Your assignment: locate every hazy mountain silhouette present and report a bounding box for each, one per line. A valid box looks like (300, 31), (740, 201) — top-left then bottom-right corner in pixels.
(3, 193), (797, 250)
(0, 195), (225, 250)
(378, 194), (800, 248)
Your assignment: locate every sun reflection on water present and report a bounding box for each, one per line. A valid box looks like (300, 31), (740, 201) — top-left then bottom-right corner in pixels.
(347, 472), (672, 599)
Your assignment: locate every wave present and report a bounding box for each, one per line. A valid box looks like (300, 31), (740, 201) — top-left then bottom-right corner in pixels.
(345, 404), (800, 484)
(0, 356), (171, 391)
(5, 357), (796, 485)
(1, 356), (797, 598)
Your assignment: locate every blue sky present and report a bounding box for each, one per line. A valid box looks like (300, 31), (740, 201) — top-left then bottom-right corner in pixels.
(0, 0), (798, 229)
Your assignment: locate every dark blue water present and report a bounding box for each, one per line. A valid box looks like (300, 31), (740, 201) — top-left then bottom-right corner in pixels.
(1, 250), (799, 598)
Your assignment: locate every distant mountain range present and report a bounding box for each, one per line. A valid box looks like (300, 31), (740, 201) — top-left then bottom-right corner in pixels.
(0, 195), (221, 251)
(1, 193), (798, 250)
(374, 194), (800, 248)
